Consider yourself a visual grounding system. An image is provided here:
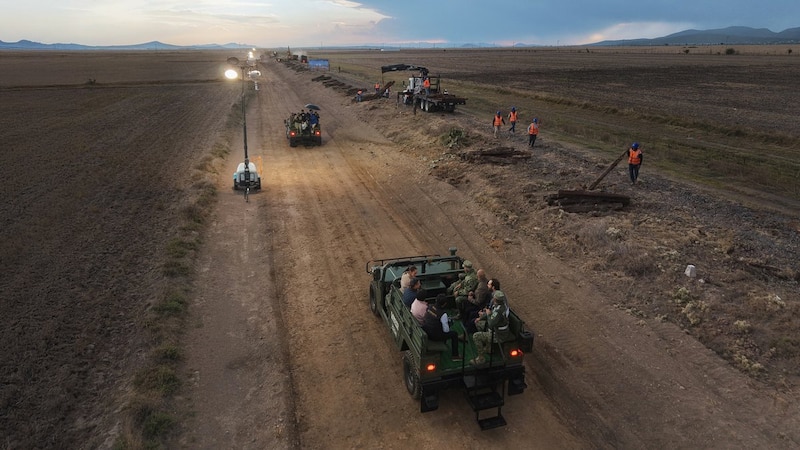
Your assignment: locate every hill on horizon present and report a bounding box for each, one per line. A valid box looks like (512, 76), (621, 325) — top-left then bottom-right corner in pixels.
(2, 25), (800, 50)
(591, 25), (800, 46)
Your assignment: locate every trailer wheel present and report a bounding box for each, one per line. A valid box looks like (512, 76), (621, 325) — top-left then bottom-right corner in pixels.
(290, 139), (297, 148)
(403, 350), (421, 399)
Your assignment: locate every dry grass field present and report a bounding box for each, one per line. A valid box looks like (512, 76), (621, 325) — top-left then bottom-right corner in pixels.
(1, 47), (798, 448)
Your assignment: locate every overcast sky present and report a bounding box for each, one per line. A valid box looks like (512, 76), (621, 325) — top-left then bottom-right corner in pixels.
(2, 0), (798, 47)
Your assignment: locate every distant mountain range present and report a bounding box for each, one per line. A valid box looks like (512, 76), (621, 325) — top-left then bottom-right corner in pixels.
(590, 26), (800, 46)
(0, 40), (256, 51)
(2, 26), (799, 50)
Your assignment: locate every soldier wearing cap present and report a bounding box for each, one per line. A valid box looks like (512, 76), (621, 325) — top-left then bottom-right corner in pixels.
(470, 290), (511, 365)
(447, 260), (478, 318)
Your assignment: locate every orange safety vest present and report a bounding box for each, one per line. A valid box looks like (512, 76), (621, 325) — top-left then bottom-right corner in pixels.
(423, 78), (431, 88)
(493, 115), (504, 126)
(374, 83), (380, 89)
(508, 111), (518, 122)
(628, 148), (642, 165)
(528, 122), (539, 135)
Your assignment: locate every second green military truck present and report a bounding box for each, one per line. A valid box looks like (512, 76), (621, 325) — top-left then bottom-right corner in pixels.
(366, 248), (533, 430)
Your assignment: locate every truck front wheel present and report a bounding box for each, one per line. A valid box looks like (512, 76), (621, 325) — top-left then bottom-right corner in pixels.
(402, 350), (421, 399)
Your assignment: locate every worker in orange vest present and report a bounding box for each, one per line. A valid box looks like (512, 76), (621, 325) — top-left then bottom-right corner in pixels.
(423, 77), (431, 95)
(374, 82), (381, 94)
(507, 107), (518, 133)
(492, 111), (506, 138)
(628, 142), (643, 184)
(527, 117), (539, 147)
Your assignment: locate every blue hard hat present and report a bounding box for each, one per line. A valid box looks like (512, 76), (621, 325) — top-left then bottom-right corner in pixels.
(511, 107), (516, 111)
(632, 142), (640, 149)
(533, 117), (538, 123)
(496, 110), (501, 115)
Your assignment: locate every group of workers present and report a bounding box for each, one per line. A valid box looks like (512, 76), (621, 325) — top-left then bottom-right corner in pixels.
(492, 107), (539, 147)
(399, 260), (512, 366)
(491, 108), (644, 183)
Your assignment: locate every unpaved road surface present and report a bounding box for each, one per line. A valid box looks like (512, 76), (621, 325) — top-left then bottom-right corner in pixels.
(176, 60), (799, 448)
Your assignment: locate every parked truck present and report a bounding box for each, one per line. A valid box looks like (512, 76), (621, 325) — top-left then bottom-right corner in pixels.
(366, 248), (533, 430)
(382, 64), (467, 112)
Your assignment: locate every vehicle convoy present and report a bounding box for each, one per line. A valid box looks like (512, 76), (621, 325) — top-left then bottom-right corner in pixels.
(366, 248), (533, 429)
(382, 64), (467, 112)
(284, 110), (322, 147)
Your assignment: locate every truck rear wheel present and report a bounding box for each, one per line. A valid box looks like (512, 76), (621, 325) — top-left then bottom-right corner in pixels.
(369, 286), (380, 317)
(402, 350), (421, 399)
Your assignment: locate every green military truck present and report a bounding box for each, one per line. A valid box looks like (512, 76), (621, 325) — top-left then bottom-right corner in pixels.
(366, 248), (533, 430)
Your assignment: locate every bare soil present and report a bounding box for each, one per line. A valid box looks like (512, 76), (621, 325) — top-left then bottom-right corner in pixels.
(1, 49), (798, 449)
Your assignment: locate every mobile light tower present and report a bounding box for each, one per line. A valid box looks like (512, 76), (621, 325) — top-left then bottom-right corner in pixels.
(225, 56), (261, 200)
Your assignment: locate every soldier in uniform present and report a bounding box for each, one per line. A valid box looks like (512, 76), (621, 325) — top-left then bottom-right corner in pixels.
(448, 260), (478, 318)
(470, 290), (511, 365)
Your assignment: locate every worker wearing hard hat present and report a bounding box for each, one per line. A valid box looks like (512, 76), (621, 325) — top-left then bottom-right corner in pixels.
(527, 117), (540, 148)
(628, 142), (643, 184)
(492, 111), (506, 138)
(507, 107), (518, 133)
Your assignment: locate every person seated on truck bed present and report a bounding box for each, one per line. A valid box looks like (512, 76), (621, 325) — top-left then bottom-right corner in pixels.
(465, 277), (499, 334)
(309, 111), (319, 129)
(447, 260), (478, 318)
(400, 265), (418, 294)
(459, 268), (489, 325)
(470, 290), (511, 365)
(402, 277), (422, 309)
(422, 294), (463, 361)
(410, 295), (428, 325)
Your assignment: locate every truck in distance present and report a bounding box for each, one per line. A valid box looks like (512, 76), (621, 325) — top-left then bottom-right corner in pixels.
(382, 64), (468, 113)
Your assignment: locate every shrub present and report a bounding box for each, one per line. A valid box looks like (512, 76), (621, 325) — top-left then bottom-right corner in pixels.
(725, 48), (736, 55)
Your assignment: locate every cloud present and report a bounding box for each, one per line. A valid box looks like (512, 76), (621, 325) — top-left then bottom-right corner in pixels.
(575, 21), (695, 45)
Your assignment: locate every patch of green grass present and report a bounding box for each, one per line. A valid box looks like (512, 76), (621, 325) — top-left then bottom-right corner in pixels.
(135, 365), (181, 395)
(155, 344), (182, 362)
(165, 238), (199, 259)
(162, 260), (191, 278)
(439, 128), (470, 149)
(770, 336), (800, 357)
(153, 290), (187, 315)
(142, 412), (175, 441)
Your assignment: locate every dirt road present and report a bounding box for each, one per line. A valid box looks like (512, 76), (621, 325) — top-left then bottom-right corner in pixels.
(176, 59), (799, 449)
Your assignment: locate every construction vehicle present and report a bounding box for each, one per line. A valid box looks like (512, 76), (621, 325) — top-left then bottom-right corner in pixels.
(382, 64), (467, 112)
(366, 248), (533, 429)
